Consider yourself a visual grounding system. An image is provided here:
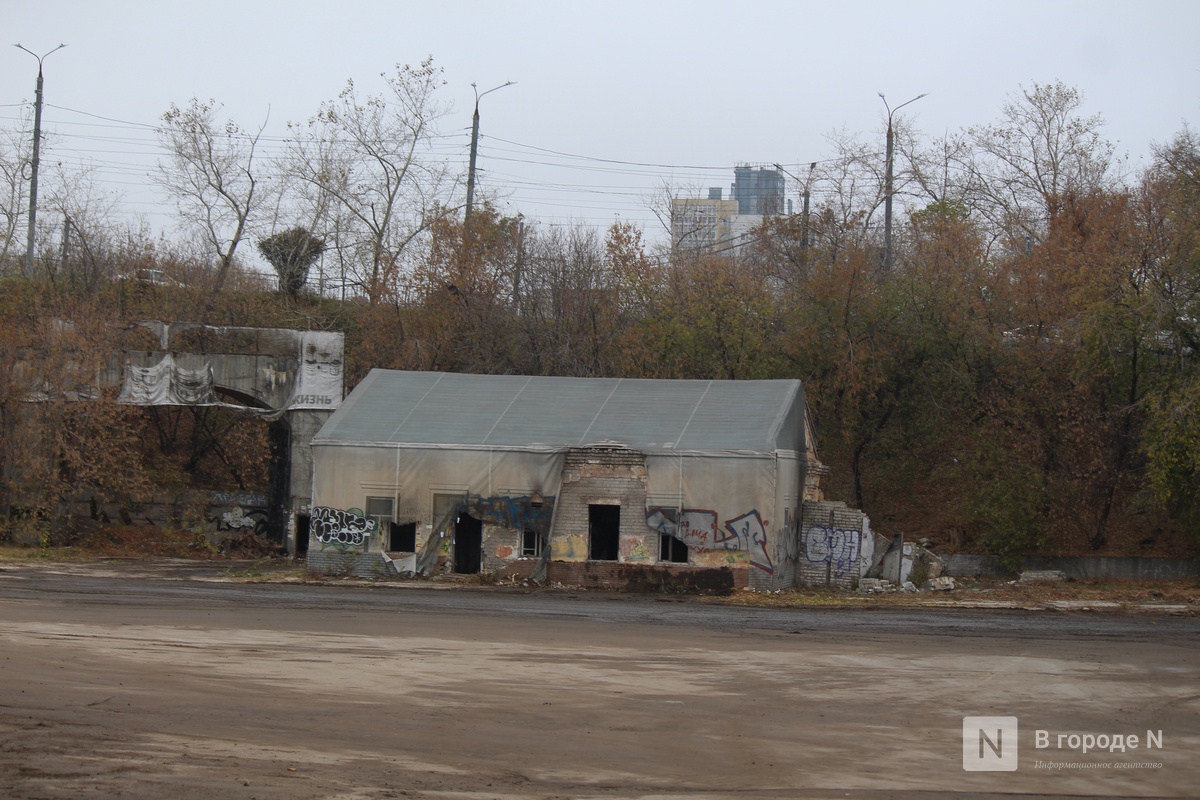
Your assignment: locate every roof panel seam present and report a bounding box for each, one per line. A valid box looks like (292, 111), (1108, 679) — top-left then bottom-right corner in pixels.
(673, 380), (712, 448)
(386, 372), (445, 442)
(481, 375), (532, 445)
(578, 379), (621, 445)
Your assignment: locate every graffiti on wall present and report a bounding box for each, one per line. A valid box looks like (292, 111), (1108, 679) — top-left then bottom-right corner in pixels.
(646, 508), (718, 548)
(460, 494), (555, 534)
(620, 538), (651, 562)
(646, 506), (774, 573)
(219, 506), (267, 534)
(780, 509), (801, 567)
(416, 493), (555, 575)
(210, 491), (268, 508)
(804, 526), (861, 577)
(724, 510), (773, 574)
(312, 506), (376, 550)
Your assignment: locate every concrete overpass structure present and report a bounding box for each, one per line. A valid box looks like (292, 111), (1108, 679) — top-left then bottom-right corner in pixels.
(115, 323), (344, 555)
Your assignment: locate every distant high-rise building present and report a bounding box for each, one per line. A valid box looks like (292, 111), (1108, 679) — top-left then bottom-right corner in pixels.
(671, 165), (787, 254)
(670, 196), (740, 252)
(732, 165), (786, 216)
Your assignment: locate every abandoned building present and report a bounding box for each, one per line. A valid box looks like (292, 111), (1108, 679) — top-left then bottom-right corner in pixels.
(117, 323), (345, 554)
(307, 369), (874, 590)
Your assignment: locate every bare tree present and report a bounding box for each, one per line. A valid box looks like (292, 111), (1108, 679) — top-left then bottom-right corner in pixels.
(286, 58), (451, 304)
(966, 81), (1116, 246)
(0, 109), (34, 272)
(155, 99), (268, 300)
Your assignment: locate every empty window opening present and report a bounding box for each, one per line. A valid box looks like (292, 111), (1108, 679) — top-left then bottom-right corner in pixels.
(588, 504), (620, 561)
(522, 528), (546, 557)
(389, 521), (417, 552)
(365, 496), (395, 532)
(660, 533), (689, 563)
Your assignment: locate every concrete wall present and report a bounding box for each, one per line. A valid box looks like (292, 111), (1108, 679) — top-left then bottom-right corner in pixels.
(942, 554), (1200, 580)
(285, 408), (333, 554)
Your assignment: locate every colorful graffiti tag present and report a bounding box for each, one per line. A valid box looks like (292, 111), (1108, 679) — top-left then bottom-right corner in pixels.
(804, 526), (861, 577)
(646, 508), (718, 548)
(647, 507), (774, 573)
(312, 506), (376, 549)
(724, 510), (773, 574)
(462, 494), (554, 534)
(416, 493), (555, 575)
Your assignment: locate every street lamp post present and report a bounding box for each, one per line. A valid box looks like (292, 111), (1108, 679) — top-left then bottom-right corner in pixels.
(14, 43), (67, 280)
(464, 80), (514, 228)
(879, 91), (926, 274)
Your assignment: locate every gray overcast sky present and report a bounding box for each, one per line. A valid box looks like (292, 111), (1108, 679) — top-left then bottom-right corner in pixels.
(4, 0), (1199, 245)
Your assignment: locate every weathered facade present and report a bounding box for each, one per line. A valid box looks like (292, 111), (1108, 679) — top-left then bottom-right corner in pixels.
(117, 323), (345, 554)
(308, 370), (873, 590)
(4, 323), (345, 551)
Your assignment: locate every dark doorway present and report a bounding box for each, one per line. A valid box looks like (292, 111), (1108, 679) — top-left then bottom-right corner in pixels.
(266, 420), (291, 545)
(589, 504), (620, 561)
(296, 514), (310, 555)
(454, 513), (483, 574)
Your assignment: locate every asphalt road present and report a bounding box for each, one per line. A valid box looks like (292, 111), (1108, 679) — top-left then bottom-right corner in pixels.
(1, 562), (1197, 799)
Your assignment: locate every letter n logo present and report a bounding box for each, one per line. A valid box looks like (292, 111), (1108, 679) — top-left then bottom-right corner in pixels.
(963, 716), (1018, 771)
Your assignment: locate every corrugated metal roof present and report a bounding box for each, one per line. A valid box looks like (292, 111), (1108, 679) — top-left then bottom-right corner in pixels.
(315, 370), (805, 454)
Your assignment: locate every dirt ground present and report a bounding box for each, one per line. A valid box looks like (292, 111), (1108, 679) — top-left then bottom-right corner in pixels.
(1, 561), (1197, 799)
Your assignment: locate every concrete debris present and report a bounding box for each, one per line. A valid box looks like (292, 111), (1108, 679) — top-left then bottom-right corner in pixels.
(860, 575), (959, 594)
(921, 576), (957, 591)
(858, 578), (891, 593)
(1020, 570), (1068, 583)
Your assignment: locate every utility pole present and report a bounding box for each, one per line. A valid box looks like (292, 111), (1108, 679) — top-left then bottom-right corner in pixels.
(774, 161), (818, 263)
(59, 214), (72, 275)
(464, 81), (514, 229)
(14, 43), (67, 280)
(802, 161), (815, 254)
(879, 91), (927, 274)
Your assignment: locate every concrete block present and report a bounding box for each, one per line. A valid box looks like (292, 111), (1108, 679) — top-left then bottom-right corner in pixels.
(858, 578), (891, 593)
(921, 576), (956, 591)
(1020, 570), (1067, 582)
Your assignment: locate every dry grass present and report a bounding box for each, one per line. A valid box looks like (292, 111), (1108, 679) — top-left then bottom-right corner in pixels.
(0, 524), (280, 561)
(722, 576), (1200, 609)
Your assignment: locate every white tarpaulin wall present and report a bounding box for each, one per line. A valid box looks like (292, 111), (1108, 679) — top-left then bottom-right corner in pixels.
(117, 330), (344, 414)
(311, 443), (567, 540)
(644, 452), (780, 573)
(288, 331), (344, 410)
(117, 354), (218, 406)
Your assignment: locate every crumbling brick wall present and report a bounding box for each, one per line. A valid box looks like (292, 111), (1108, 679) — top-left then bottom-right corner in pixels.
(798, 500), (872, 589)
(551, 446), (652, 563)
